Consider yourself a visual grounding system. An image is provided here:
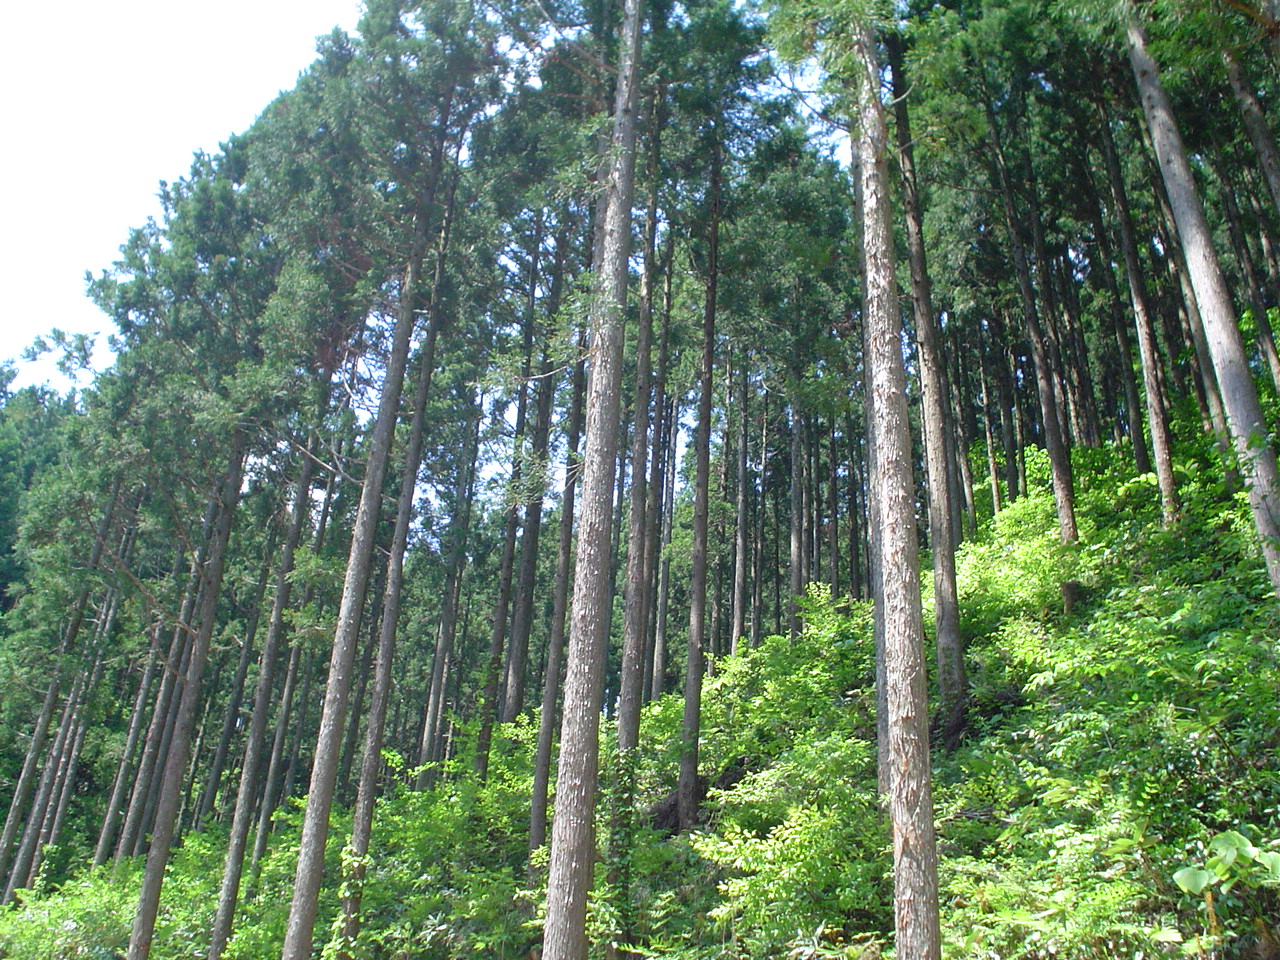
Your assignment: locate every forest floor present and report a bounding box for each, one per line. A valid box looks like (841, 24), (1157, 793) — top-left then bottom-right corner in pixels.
(2, 443), (1278, 959)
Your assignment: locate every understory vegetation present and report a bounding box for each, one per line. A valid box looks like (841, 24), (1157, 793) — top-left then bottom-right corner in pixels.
(4, 440), (1276, 960)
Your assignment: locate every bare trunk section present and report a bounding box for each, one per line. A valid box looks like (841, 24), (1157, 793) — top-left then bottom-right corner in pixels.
(608, 115), (663, 938)
(277, 219), (425, 960)
(529, 351), (586, 855)
(417, 398), (480, 788)
(504, 219), (562, 725)
(1129, 10), (1280, 594)
(338, 304), (444, 953)
(888, 33), (966, 746)
(127, 439), (246, 960)
(731, 365), (750, 649)
(1137, 116), (1230, 439)
(854, 22), (941, 960)
(1099, 109), (1180, 526)
(679, 132), (720, 833)
(788, 404), (805, 637)
(475, 310), (536, 777)
(650, 397), (678, 697)
(541, 0), (643, 951)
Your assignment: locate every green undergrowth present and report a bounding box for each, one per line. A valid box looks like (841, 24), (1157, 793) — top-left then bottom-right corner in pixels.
(2, 443), (1278, 959)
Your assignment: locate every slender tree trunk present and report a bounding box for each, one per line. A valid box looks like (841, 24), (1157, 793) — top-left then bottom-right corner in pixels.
(116, 550), (202, 864)
(417, 399), (480, 788)
(979, 359), (1004, 515)
(1129, 10), (1280, 594)
(277, 216), (425, 960)
(788, 403), (805, 637)
(888, 33), (965, 745)
(246, 642), (302, 900)
(338, 308), (444, 953)
(1099, 109), (1180, 526)
(615, 140), (661, 755)
(207, 442), (316, 960)
(475, 315), (535, 776)
(0, 480), (120, 887)
(279, 645), (316, 819)
(337, 591), (383, 803)
(94, 631), (159, 867)
(1224, 51), (1280, 220)
(529, 352), (585, 855)
(1077, 144), (1151, 473)
(845, 412), (864, 601)
(194, 545), (272, 832)
(855, 23), (941, 959)
(679, 131), (720, 833)
(986, 102), (1077, 546)
(4, 672), (83, 901)
(731, 364), (750, 650)
(504, 220), (559, 725)
(541, 0), (642, 951)
(36, 651), (106, 883)
(1138, 115), (1230, 438)
(650, 397), (677, 698)
(1210, 152), (1280, 391)
(0, 678), (61, 891)
(643, 271), (674, 697)
(826, 421), (841, 596)
(127, 439), (246, 960)
(608, 119), (662, 939)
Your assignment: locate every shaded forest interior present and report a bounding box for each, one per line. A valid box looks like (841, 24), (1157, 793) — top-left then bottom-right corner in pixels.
(2, 0), (1280, 958)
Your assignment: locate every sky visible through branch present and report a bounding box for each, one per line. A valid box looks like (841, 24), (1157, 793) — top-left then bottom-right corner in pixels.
(1, 0), (363, 392)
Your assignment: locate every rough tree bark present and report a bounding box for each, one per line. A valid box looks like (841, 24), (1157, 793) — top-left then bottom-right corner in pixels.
(887, 32), (966, 746)
(127, 440), (246, 960)
(277, 219), (424, 960)
(1129, 10), (1280, 594)
(854, 20), (941, 960)
(679, 129), (720, 833)
(541, 0), (642, 952)
(1098, 110), (1180, 526)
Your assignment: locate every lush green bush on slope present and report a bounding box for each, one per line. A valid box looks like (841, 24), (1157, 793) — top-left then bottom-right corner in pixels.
(2, 444), (1277, 959)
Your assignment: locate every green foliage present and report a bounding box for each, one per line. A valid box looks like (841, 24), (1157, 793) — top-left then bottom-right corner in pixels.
(936, 443), (1280, 958)
(0, 864), (138, 960)
(954, 481), (1075, 638)
(5, 435), (1280, 960)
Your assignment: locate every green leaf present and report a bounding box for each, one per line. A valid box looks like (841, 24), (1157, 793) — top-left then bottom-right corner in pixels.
(1257, 851), (1280, 882)
(1151, 928), (1184, 943)
(1172, 867), (1212, 895)
(1210, 830), (1257, 862)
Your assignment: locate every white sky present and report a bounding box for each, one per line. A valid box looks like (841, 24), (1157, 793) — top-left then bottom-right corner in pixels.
(1, 0), (365, 392)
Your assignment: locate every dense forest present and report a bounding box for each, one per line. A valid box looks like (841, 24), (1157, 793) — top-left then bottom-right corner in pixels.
(2, 0), (1279, 957)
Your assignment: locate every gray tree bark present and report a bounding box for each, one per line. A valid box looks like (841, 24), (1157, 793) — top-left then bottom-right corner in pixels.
(1099, 111), (1180, 526)
(887, 32), (965, 746)
(855, 21), (941, 960)
(127, 441), (246, 960)
(679, 131), (720, 833)
(277, 222), (424, 960)
(1129, 10), (1280, 594)
(541, 0), (643, 951)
